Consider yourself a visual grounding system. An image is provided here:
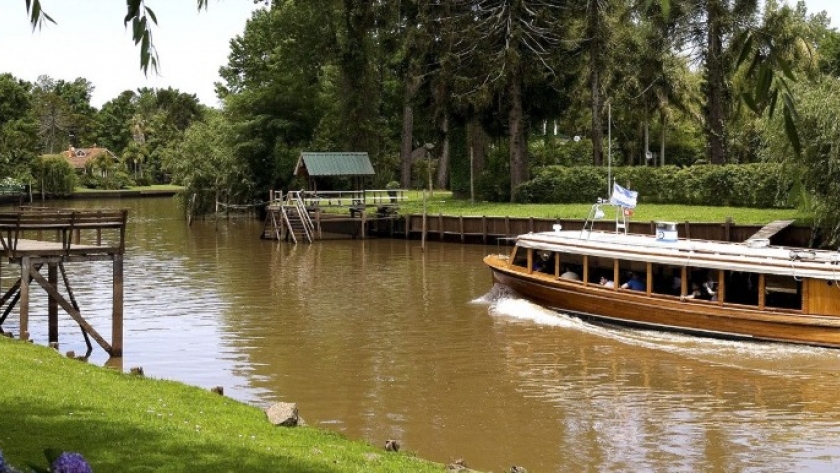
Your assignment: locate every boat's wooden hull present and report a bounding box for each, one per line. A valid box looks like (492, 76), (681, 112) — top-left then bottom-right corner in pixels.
(485, 255), (840, 349)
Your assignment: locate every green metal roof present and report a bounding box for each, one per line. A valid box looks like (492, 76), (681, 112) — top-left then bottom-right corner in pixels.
(294, 152), (375, 177)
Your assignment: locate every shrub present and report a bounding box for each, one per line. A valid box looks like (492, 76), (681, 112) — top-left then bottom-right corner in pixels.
(515, 164), (793, 208)
(31, 155), (77, 196)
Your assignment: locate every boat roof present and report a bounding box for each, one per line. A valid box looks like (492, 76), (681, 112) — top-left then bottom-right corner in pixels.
(515, 230), (840, 281)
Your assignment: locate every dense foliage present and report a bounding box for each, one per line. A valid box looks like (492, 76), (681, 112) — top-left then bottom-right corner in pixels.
(761, 77), (840, 244)
(516, 164), (794, 208)
(7, 0), (840, 237)
(32, 155), (76, 197)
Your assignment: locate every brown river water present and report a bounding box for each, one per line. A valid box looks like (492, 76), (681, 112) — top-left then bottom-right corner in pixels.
(3, 197), (840, 472)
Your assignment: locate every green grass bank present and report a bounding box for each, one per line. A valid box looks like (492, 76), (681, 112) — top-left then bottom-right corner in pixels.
(60, 187), (802, 225)
(398, 191), (803, 225)
(0, 337), (449, 473)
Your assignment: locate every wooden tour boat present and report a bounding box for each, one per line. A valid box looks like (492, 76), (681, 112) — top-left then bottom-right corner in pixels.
(484, 199), (840, 348)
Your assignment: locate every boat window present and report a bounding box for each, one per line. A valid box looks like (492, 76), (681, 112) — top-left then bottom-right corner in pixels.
(724, 271), (759, 306)
(617, 260), (647, 291)
(559, 253), (584, 282)
(532, 250), (556, 274)
(650, 263), (683, 297)
(511, 247), (529, 268)
(765, 274), (802, 310)
(587, 256), (614, 285)
(686, 269), (720, 302)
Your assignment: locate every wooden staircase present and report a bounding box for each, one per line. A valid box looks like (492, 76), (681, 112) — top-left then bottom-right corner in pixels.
(280, 205), (313, 244)
(264, 192), (314, 244)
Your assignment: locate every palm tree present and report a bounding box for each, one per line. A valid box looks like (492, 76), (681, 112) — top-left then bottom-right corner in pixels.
(88, 150), (117, 178)
(121, 140), (147, 180)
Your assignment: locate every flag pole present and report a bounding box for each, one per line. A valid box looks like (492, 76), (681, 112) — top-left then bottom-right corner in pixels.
(607, 101), (612, 198)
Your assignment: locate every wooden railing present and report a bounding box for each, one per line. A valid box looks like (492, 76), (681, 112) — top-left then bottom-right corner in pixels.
(269, 190), (407, 208)
(0, 208), (128, 257)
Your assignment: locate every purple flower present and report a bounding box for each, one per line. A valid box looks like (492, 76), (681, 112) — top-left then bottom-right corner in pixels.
(0, 450), (7, 473)
(51, 452), (92, 473)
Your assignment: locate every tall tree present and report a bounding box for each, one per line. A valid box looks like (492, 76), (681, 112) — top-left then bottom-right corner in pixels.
(28, 76), (97, 153)
(448, 0), (572, 200)
(338, 0), (379, 155)
(585, 0), (611, 166)
(163, 111), (252, 216)
(0, 73), (38, 179)
(95, 90), (138, 154)
(219, 2), (336, 196)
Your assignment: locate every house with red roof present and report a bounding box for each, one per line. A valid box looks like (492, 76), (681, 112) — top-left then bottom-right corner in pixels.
(61, 146), (119, 175)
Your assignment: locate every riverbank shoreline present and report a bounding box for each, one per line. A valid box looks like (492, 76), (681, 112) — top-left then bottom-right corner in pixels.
(0, 336), (473, 473)
(0, 187), (181, 205)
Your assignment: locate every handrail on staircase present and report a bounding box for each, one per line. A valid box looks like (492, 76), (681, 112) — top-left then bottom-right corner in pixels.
(283, 191), (314, 243)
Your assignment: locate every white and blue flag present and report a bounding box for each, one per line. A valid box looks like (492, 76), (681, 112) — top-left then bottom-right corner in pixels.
(610, 182), (638, 209)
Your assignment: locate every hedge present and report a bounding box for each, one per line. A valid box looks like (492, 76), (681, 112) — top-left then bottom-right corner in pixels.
(515, 164), (794, 208)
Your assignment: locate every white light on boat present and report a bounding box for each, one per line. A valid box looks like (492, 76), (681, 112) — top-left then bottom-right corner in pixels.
(655, 221), (678, 242)
(552, 224), (562, 232)
(790, 250), (817, 261)
(746, 238), (770, 248)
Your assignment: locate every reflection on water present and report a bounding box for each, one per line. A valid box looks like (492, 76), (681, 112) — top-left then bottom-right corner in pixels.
(4, 197), (840, 472)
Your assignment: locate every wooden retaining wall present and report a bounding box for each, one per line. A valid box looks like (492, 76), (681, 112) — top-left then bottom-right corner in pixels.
(389, 214), (813, 247)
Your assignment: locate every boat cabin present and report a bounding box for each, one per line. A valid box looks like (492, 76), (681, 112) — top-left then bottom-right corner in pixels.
(506, 230), (840, 317)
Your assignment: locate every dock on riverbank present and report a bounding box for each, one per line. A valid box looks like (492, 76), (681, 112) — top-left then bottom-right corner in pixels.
(396, 214), (811, 247)
(0, 207), (128, 358)
(263, 204), (811, 248)
(262, 189), (403, 243)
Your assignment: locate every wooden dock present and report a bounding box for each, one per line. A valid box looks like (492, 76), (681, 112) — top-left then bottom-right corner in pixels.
(397, 214), (809, 247)
(263, 190), (403, 242)
(0, 208), (127, 358)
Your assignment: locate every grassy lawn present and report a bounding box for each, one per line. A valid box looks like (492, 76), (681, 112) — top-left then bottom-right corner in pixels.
(397, 191), (804, 225)
(0, 337), (448, 473)
(64, 186), (803, 225)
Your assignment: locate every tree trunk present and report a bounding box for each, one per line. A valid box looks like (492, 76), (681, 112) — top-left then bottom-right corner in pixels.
(340, 0), (377, 155)
(705, 0), (727, 164)
(643, 118), (650, 165)
(400, 75), (421, 189)
(436, 114), (450, 190)
(509, 74), (528, 201)
(588, 0), (605, 166)
(591, 66), (603, 166)
(467, 117), (488, 176)
(660, 109), (667, 166)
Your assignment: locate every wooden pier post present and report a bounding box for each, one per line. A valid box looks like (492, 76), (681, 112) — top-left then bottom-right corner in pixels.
(48, 262), (58, 345)
(112, 254), (124, 357)
(20, 256), (29, 341)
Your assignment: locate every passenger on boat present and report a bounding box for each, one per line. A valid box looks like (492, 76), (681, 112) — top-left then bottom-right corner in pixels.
(599, 276), (615, 288)
(560, 266), (580, 281)
(702, 275), (718, 301)
(681, 282), (704, 301)
(532, 251), (553, 273)
(621, 272), (645, 291)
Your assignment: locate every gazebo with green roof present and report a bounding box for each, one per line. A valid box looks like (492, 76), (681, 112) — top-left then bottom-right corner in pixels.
(294, 152), (375, 192)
